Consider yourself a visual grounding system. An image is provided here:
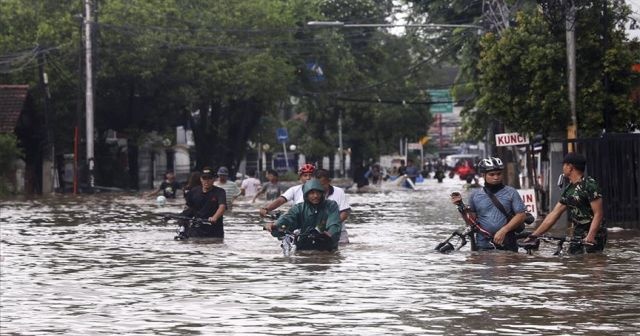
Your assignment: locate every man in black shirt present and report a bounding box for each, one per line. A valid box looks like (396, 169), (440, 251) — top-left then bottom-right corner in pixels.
(178, 167), (227, 239)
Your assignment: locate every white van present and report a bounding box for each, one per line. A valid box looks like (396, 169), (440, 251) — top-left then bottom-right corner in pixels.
(445, 154), (480, 168)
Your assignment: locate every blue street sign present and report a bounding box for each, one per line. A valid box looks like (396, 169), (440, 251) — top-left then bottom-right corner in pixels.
(276, 128), (288, 144)
(273, 153), (296, 172)
(306, 61), (325, 82)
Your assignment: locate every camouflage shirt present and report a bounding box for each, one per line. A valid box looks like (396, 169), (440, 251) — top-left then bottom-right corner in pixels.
(559, 175), (602, 226)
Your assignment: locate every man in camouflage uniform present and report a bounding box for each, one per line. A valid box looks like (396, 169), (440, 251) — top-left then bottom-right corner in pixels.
(527, 153), (607, 254)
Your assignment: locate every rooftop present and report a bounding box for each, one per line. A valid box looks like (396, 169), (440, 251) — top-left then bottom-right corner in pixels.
(0, 85), (29, 133)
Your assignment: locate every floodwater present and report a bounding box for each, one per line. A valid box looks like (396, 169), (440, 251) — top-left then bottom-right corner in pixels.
(1, 178), (639, 335)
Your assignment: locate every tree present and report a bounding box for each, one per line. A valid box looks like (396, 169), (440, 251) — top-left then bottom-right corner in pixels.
(296, 0), (436, 165)
(0, 0), (448, 186)
(94, 0), (309, 177)
(477, 13), (569, 136)
(0, 133), (24, 195)
(477, 3), (639, 138)
(403, 0), (640, 141)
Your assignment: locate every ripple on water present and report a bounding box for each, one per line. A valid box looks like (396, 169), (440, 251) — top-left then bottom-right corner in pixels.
(2, 182), (640, 335)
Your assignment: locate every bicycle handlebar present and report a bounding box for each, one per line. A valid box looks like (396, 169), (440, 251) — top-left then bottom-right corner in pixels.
(159, 213), (210, 225)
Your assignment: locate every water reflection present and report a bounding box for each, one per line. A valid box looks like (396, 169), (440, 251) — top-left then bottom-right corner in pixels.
(1, 178), (639, 335)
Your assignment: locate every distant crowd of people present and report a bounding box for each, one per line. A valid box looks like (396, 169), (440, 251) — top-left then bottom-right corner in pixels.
(354, 157), (478, 190)
(145, 167), (281, 205)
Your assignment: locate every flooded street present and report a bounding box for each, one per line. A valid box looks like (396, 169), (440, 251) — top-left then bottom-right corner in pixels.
(1, 178), (639, 335)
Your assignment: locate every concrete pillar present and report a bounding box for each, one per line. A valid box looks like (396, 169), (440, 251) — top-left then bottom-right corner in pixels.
(548, 141), (564, 207)
(15, 160), (25, 193)
(42, 159), (53, 194)
(506, 162), (520, 188)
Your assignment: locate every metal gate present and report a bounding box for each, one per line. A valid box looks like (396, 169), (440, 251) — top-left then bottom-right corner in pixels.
(567, 134), (640, 229)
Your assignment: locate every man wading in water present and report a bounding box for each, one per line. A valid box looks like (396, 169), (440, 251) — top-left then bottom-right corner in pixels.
(522, 153), (606, 254)
(450, 157), (527, 251)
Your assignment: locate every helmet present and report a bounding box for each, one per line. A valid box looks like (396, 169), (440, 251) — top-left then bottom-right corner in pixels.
(298, 163), (316, 175)
(477, 157), (504, 173)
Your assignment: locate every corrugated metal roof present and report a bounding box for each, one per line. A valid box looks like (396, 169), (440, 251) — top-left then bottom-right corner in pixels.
(0, 85), (29, 133)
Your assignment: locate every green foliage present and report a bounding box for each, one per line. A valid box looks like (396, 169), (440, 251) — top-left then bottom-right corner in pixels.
(0, 133), (23, 173)
(304, 0), (434, 162)
(1, 0), (439, 175)
(477, 13), (569, 137)
(3, 0), (637, 191)
(0, 133), (24, 195)
(4, 0), (558, 187)
(404, 0), (640, 142)
(278, 171), (300, 182)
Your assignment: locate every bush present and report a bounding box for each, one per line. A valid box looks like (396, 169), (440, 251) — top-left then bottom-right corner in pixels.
(279, 171), (299, 182)
(0, 133), (23, 195)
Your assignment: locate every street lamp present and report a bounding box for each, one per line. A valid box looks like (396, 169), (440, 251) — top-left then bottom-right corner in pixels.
(308, 20), (483, 178)
(307, 21), (483, 30)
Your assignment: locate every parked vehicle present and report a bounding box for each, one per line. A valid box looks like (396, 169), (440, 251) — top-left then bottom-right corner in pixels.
(444, 154), (480, 169)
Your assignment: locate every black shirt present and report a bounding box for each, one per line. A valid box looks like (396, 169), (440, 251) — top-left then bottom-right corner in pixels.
(159, 181), (181, 198)
(184, 186), (227, 226)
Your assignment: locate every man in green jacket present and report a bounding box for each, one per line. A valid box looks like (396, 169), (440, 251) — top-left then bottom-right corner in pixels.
(263, 178), (342, 251)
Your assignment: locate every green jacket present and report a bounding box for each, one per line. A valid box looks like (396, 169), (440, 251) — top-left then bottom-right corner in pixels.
(272, 178), (342, 245)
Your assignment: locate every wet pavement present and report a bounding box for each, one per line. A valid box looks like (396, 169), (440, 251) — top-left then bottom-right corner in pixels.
(1, 177), (639, 335)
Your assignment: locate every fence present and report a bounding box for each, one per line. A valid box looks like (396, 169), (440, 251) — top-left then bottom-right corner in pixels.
(567, 133), (640, 229)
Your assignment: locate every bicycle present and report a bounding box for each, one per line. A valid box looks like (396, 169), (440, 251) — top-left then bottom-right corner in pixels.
(262, 211), (295, 256)
(518, 234), (591, 256)
(435, 192), (491, 253)
(159, 213), (216, 240)
(435, 192), (533, 253)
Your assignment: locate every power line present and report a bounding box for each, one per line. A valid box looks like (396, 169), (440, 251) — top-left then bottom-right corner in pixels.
(0, 46), (61, 74)
(334, 96), (470, 106)
(0, 22), (467, 102)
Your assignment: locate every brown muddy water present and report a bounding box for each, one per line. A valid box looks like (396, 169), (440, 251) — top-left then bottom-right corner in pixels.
(1, 178), (639, 335)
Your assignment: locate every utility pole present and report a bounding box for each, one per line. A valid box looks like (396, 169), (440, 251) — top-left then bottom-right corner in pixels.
(38, 50), (56, 194)
(84, 0), (95, 188)
(565, 0), (577, 152)
(602, 0), (612, 132)
(338, 109), (344, 177)
(547, 0), (578, 221)
(437, 114), (443, 150)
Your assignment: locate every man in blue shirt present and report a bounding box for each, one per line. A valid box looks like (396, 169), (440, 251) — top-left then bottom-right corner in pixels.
(450, 157), (527, 251)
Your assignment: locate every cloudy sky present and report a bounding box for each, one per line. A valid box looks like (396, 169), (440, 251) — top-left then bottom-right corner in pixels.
(628, 0), (640, 39)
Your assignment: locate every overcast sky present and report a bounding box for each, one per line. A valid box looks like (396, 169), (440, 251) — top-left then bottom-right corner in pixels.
(628, 0), (640, 39)
(389, 2), (640, 39)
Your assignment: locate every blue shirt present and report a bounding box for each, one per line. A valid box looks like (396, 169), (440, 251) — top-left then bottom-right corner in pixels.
(468, 186), (526, 249)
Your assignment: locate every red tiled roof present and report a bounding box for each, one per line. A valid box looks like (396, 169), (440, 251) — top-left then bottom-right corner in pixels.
(0, 85), (29, 133)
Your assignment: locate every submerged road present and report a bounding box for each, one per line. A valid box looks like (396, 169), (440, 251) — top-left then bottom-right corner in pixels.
(1, 177), (639, 335)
